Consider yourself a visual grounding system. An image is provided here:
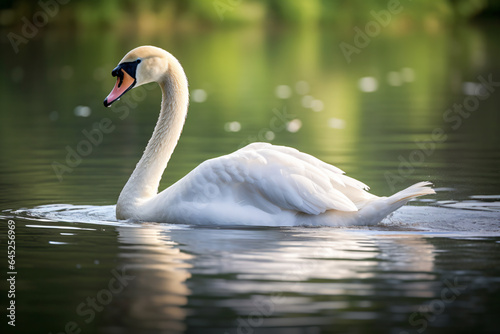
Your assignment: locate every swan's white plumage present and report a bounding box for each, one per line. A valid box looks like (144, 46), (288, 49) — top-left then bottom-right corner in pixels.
(105, 46), (435, 226)
(163, 143), (371, 214)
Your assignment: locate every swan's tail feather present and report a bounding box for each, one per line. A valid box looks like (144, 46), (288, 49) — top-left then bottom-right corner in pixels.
(305, 182), (435, 227)
(355, 182), (435, 226)
(388, 181), (436, 205)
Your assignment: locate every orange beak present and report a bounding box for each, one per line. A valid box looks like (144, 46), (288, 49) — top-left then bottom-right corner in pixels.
(103, 69), (136, 107)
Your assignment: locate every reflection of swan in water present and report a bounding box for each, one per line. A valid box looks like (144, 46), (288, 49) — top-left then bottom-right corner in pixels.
(104, 224), (437, 332)
(11, 204), (439, 332)
(104, 45), (434, 226)
(107, 224), (193, 333)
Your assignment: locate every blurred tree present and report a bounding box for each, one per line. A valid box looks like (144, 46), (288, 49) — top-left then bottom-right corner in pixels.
(449, 0), (488, 18)
(0, 0), (497, 29)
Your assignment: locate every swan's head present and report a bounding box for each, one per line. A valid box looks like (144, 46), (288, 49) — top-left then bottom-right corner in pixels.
(103, 46), (171, 107)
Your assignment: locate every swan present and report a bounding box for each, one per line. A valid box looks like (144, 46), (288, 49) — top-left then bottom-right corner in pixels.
(103, 45), (434, 226)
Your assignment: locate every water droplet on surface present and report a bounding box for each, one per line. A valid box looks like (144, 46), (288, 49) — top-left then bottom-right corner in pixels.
(265, 131), (275, 141)
(275, 85), (292, 99)
(328, 118), (346, 129)
(224, 121), (241, 132)
(287, 119), (302, 133)
(359, 77), (378, 93)
(462, 82), (483, 96)
(74, 105), (91, 117)
(192, 89), (207, 103)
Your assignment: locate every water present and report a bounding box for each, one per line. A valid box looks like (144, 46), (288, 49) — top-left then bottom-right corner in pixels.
(1, 22), (500, 333)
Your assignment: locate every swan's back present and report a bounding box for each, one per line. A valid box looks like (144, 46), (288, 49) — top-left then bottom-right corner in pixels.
(142, 143), (390, 225)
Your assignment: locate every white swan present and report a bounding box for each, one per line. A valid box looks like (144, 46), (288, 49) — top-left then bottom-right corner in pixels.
(103, 46), (434, 226)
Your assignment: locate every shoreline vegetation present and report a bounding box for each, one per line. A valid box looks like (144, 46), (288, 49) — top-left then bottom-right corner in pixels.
(0, 0), (499, 33)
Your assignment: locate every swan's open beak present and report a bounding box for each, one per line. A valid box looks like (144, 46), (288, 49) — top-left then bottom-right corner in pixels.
(103, 68), (136, 107)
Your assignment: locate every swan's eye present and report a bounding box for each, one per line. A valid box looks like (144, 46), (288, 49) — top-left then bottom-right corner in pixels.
(116, 70), (124, 88)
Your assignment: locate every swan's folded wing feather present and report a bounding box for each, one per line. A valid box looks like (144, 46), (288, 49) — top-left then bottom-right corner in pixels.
(171, 143), (374, 215)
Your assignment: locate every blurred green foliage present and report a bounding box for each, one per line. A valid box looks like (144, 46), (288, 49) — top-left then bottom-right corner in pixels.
(0, 0), (498, 29)
(1, 14), (499, 201)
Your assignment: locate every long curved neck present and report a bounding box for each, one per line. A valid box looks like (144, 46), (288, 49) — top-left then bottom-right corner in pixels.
(117, 59), (188, 218)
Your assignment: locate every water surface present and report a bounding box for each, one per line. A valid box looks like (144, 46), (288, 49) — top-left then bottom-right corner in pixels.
(0, 23), (499, 333)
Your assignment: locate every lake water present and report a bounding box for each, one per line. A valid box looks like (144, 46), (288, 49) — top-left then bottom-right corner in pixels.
(1, 22), (499, 334)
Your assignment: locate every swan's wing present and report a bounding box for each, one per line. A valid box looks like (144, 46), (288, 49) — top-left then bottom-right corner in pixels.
(169, 143), (377, 215)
